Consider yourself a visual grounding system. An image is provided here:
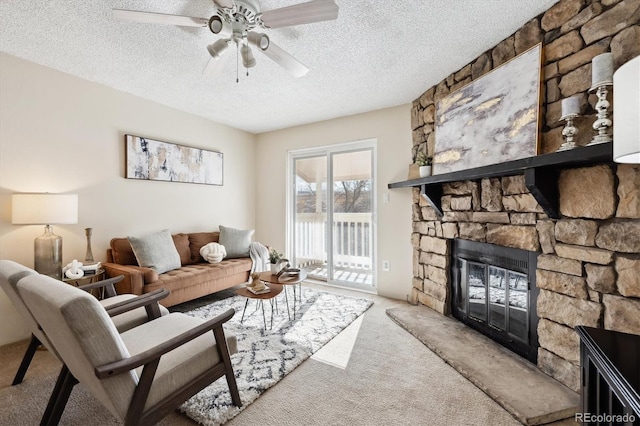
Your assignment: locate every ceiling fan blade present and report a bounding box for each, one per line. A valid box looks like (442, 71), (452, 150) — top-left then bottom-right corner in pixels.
(203, 54), (230, 78)
(113, 9), (208, 27)
(261, 0), (338, 29)
(212, 0), (235, 9)
(260, 41), (309, 77)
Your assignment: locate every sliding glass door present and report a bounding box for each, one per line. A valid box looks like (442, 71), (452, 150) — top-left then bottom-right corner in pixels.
(292, 155), (328, 274)
(289, 141), (375, 290)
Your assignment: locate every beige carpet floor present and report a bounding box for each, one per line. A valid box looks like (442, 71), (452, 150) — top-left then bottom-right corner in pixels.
(0, 283), (573, 425)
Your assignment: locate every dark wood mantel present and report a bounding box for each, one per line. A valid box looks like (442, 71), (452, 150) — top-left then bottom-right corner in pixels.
(387, 143), (613, 219)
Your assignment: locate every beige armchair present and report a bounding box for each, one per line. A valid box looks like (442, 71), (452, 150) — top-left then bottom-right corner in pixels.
(17, 268), (241, 425)
(0, 260), (169, 385)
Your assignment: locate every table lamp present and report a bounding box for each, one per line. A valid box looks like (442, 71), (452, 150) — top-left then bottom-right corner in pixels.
(613, 55), (640, 163)
(12, 193), (78, 279)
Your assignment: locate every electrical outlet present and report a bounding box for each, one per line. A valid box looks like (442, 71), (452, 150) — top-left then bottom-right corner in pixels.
(382, 260), (390, 272)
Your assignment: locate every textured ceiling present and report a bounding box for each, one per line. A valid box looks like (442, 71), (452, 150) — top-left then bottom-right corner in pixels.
(0, 0), (558, 134)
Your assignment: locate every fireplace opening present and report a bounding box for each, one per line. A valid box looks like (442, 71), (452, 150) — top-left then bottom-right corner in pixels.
(450, 239), (539, 363)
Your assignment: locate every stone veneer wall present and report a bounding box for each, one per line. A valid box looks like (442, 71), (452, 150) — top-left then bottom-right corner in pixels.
(409, 0), (640, 392)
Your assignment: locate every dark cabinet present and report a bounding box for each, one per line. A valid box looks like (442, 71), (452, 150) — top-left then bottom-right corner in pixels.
(576, 326), (640, 425)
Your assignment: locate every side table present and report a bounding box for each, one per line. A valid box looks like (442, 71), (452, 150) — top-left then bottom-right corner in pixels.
(236, 283), (283, 329)
(62, 268), (106, 298)
(258, 270), (308, 320)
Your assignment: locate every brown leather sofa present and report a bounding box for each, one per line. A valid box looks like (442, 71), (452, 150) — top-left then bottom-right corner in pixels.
(103, 232), (251, 307)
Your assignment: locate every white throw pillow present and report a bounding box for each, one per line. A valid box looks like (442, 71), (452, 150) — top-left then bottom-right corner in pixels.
(200, 242), (227, 263)
(128, 229), (181, 274)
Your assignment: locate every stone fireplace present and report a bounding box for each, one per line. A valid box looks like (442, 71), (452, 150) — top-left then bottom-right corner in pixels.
(403, 0), (640, 393)
(408, 166), (640, 392)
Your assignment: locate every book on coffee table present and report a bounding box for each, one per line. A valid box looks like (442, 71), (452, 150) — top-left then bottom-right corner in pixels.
(81, 262), (102, 274)
(247, 285), (270, 295)
(277, 268), (301, 282)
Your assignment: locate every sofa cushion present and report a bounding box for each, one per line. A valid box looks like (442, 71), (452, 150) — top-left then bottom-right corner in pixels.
(128, 229), (181, 274)
(111, 234), (192, 266)
(172, 233), (191, 266)
(219, 225), (254, 259)
(140, 267), (159, 283)
(142, 258), (252, 307)
(110, 238), (138, 266)
(154, 259), (252, 289)
(188, 232), (219, 263)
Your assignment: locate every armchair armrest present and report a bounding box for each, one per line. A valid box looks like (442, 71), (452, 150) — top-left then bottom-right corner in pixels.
(95, 308), (235, 379)
(105, 289), (170, 320)
(78, 275), (124, 298)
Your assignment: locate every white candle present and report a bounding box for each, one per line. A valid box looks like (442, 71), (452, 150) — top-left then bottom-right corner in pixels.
(561, 95), (580, 118)
(592, 53), (614, 87)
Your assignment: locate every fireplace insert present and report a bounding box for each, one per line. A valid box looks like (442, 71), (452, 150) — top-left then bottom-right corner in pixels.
(450, 239), (539, 363)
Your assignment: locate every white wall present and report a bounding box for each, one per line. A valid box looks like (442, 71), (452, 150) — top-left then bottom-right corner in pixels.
(0, 53), (256, 345)
(255, 105), (414, 300)
(0, 53), (416, 345)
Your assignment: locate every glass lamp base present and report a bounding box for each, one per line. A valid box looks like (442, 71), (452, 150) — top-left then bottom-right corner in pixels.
(34, 225), (62, 280)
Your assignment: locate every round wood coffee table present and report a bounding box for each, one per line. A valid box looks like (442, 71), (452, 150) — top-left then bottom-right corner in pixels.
(236, 283), (283, 329)
(258, 270), (308, 320)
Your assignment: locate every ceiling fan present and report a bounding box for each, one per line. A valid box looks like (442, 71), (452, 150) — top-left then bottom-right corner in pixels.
(113, 0), (339, 81)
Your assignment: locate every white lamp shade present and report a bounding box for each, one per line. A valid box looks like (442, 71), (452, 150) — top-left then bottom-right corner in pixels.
(12, 193), (78, 225)
(613, 56), (640, 163)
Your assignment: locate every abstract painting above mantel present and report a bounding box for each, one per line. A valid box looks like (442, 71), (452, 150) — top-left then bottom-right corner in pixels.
(125, 135), (223, 185)
(434, 43), (542, 175)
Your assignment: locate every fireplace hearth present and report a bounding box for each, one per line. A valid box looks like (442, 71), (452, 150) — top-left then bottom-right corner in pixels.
(451, 239), (539, 363)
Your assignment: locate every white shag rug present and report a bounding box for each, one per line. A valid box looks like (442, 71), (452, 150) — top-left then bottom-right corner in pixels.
(179, 287), (374, 425)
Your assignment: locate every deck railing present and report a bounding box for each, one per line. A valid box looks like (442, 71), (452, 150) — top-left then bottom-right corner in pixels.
(295, 212), (372, 270)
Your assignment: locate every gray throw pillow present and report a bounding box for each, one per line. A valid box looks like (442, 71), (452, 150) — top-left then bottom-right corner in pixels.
(219, 225), (254, 259)
(128, 229), (181, 274)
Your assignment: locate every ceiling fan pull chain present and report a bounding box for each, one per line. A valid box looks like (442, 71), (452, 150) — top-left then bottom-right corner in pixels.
(236, 42), (239, 83)
(246, 41), (250, 77)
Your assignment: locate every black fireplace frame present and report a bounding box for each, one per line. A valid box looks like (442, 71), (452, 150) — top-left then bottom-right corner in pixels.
(450, 239), (539, 363)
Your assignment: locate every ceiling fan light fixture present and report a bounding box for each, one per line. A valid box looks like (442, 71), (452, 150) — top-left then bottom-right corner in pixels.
(241, 44), (256, 68)
(208, 15), (231, 36)
(248, 31), (270, 51)
(207, 39), (229, 59)
(114, 0), (339, 80)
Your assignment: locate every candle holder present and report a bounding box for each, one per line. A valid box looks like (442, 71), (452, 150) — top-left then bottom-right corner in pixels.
(588, 82), (613, 145)
(85, 227), (94, 263)
(558, 113), (579, 151)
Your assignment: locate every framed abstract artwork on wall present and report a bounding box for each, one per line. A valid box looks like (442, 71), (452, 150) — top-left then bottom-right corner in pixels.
(434, 43), (543, 175)
(125, 134), (223, 186)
